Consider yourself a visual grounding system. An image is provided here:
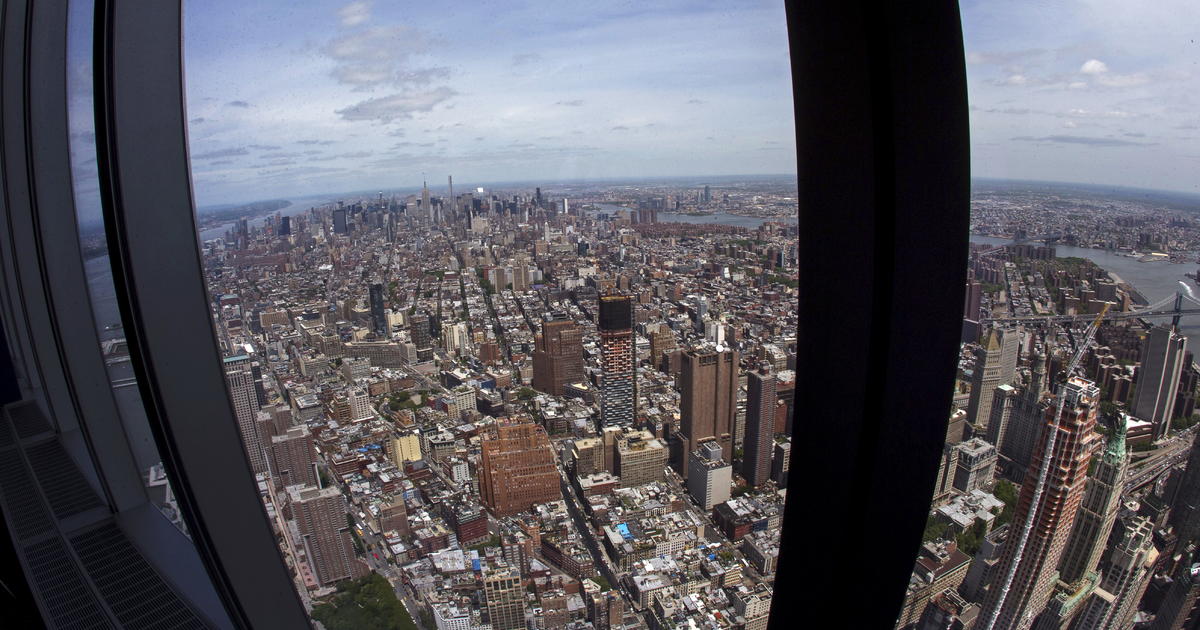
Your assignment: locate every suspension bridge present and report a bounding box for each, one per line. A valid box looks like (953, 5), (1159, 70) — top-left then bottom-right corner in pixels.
(982, 290), (1200, 328)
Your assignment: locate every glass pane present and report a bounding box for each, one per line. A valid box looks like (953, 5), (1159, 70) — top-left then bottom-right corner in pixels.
(184, 0), (797, 624)
(67, 0), (189, 534)
(901, 3), (1200, 629)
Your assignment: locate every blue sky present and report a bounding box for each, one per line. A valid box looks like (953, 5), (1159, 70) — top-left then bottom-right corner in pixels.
(180, 0), (797, 206)
(66, 1), (1200, 211)
(961, 0), (1200, 194)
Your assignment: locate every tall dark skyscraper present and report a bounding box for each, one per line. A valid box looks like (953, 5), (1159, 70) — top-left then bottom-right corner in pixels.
(369, 283), (386, 335)
(1170, 433), (1200, 545)
(332, 205), (348, 234)
(599, 294), (636, 427)
(279, 215), (291, 236)
(678, 345), (738, 478)
(980, 377), (1102, 630)
(532, 314), (584, 396)
(743, 367), (777, 487)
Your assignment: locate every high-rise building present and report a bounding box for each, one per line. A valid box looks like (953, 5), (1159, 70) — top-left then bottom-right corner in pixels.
(978, 377), (1102, 630)
(999, 348), (1052, 483)
(224, 355), (267, 474)
(484, 566), (526, 630)
(1058, 416), (1128, 584)
(422, 179), (431, 222)
(678, 345), (739, 478)
(269, 425), (316, 489)
(279, 215), (291, 236)
(332, 206), (348, 234)
(369, 283), (386, 335)
(771, 439), (790, 488)
(479, 420), (560, 516)
(410, 312), (433, 362)
(599, 295), (637, 428)
(1170, 433), (1200, 545)
(1149, 551), (1200, 630)
(688, 441), (732, 510)
(1073, 516), (1158, 630)
(743, 368), (777, 487)
(1132, 325), (1188, 440)
(966, 327), (1020, 433)
(289, 485), (365, 587)
(532, 315), (584, 396)
(650, 327), (677, 371)
(614, 430), (667, 488)
(951, 438), (996, 494)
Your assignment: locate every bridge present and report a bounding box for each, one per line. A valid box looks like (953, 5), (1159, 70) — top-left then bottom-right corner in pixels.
(983, 291), (1200, 328)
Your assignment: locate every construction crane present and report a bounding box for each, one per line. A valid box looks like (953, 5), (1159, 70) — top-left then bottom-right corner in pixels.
(979, 303), (1109, 630)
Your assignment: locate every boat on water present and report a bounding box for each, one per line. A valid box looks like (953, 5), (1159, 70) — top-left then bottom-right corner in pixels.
(1138, 252), (1170, 263)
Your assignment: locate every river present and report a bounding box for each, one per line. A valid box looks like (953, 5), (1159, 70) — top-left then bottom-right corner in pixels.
(972, 236), (1200, 339)
(590, 203), (795, 228)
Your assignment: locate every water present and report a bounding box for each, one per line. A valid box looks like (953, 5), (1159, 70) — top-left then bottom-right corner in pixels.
(972, 236), (1200, 339)
(590, 203), (794, 228)
(198, 193), (345, 242)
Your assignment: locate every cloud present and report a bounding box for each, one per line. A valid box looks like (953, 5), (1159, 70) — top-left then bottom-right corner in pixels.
(1123, 132), (1146, 138)
(335, 88), (457, 123)
(226, 100), (251, 108)
(1077, 58), (1150, 88)
(556, 99), (585, 107)
(966, 49), (1047, 65)
(322, 26), (447, 90)
(1011, 135), (1153, 147)
(336, 151), (373, 158)
(190, 117), (207, 124)
(512, 53), (541, 66)
(611, 125), (630, 131)
(209, 160), (233, 166)
(248, 144), (282, 150)
(1001, 74), (1027, 86)
(260, 152), (304, 160)
(193, 147), (249, 159)
(338, 1), (371, 27)
(686, 99), (705, 105)
(296, 139), (336, 145)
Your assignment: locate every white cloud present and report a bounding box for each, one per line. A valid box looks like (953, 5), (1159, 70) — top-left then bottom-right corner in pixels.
(1003, 74), (1028, 85)
(339, 2), (371, 27)
(1080, 59), (1108, 75)
(323, 26), (445, 89)
(335, 88), (457, 123)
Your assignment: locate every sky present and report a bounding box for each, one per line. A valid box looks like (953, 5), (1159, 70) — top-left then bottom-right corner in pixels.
(65, 1), (1200, 212)
(179, 0), (798, 206)
(961, 0), (1200, 195)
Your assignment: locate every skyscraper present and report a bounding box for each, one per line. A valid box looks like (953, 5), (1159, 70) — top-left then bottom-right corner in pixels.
(1169, 433), (1200, 545)
(966, 327), (1020, 433)
(532, 315), (585, 396)
(479, 420), (560, 516)
(422, 178), (431, 222)
(369, 282), (386, 335)
(269, 425), (317, 489)
(1073, 516), (1158, 630)
(743, 367), (777, 487)
(289, 485), (365, 587)
(678, 345), (739, 476)
(979, 376), (1102, 630)
(1058, 415), (1128, 584)
(332, 205), (347, 234)
(599, 295), (636, 428)
(484, 567), (526, 630)
(1132, 325), (1188, 440)
(410, 312), (433, 362)
(224, 355), (267, 474)
(999, 348), (1052, 483)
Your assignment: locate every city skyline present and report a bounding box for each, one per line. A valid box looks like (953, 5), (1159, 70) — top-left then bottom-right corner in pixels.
(180, 0), (797, 206)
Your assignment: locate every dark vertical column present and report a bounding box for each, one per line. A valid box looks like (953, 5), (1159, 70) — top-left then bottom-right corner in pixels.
(781, 0), (970, 626)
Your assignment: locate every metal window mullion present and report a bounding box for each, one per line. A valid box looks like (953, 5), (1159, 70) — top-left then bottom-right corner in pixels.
(92, 1), (310, 627)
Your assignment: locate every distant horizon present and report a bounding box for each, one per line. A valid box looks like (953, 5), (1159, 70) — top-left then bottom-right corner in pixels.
(194, 174), (1200, 216)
